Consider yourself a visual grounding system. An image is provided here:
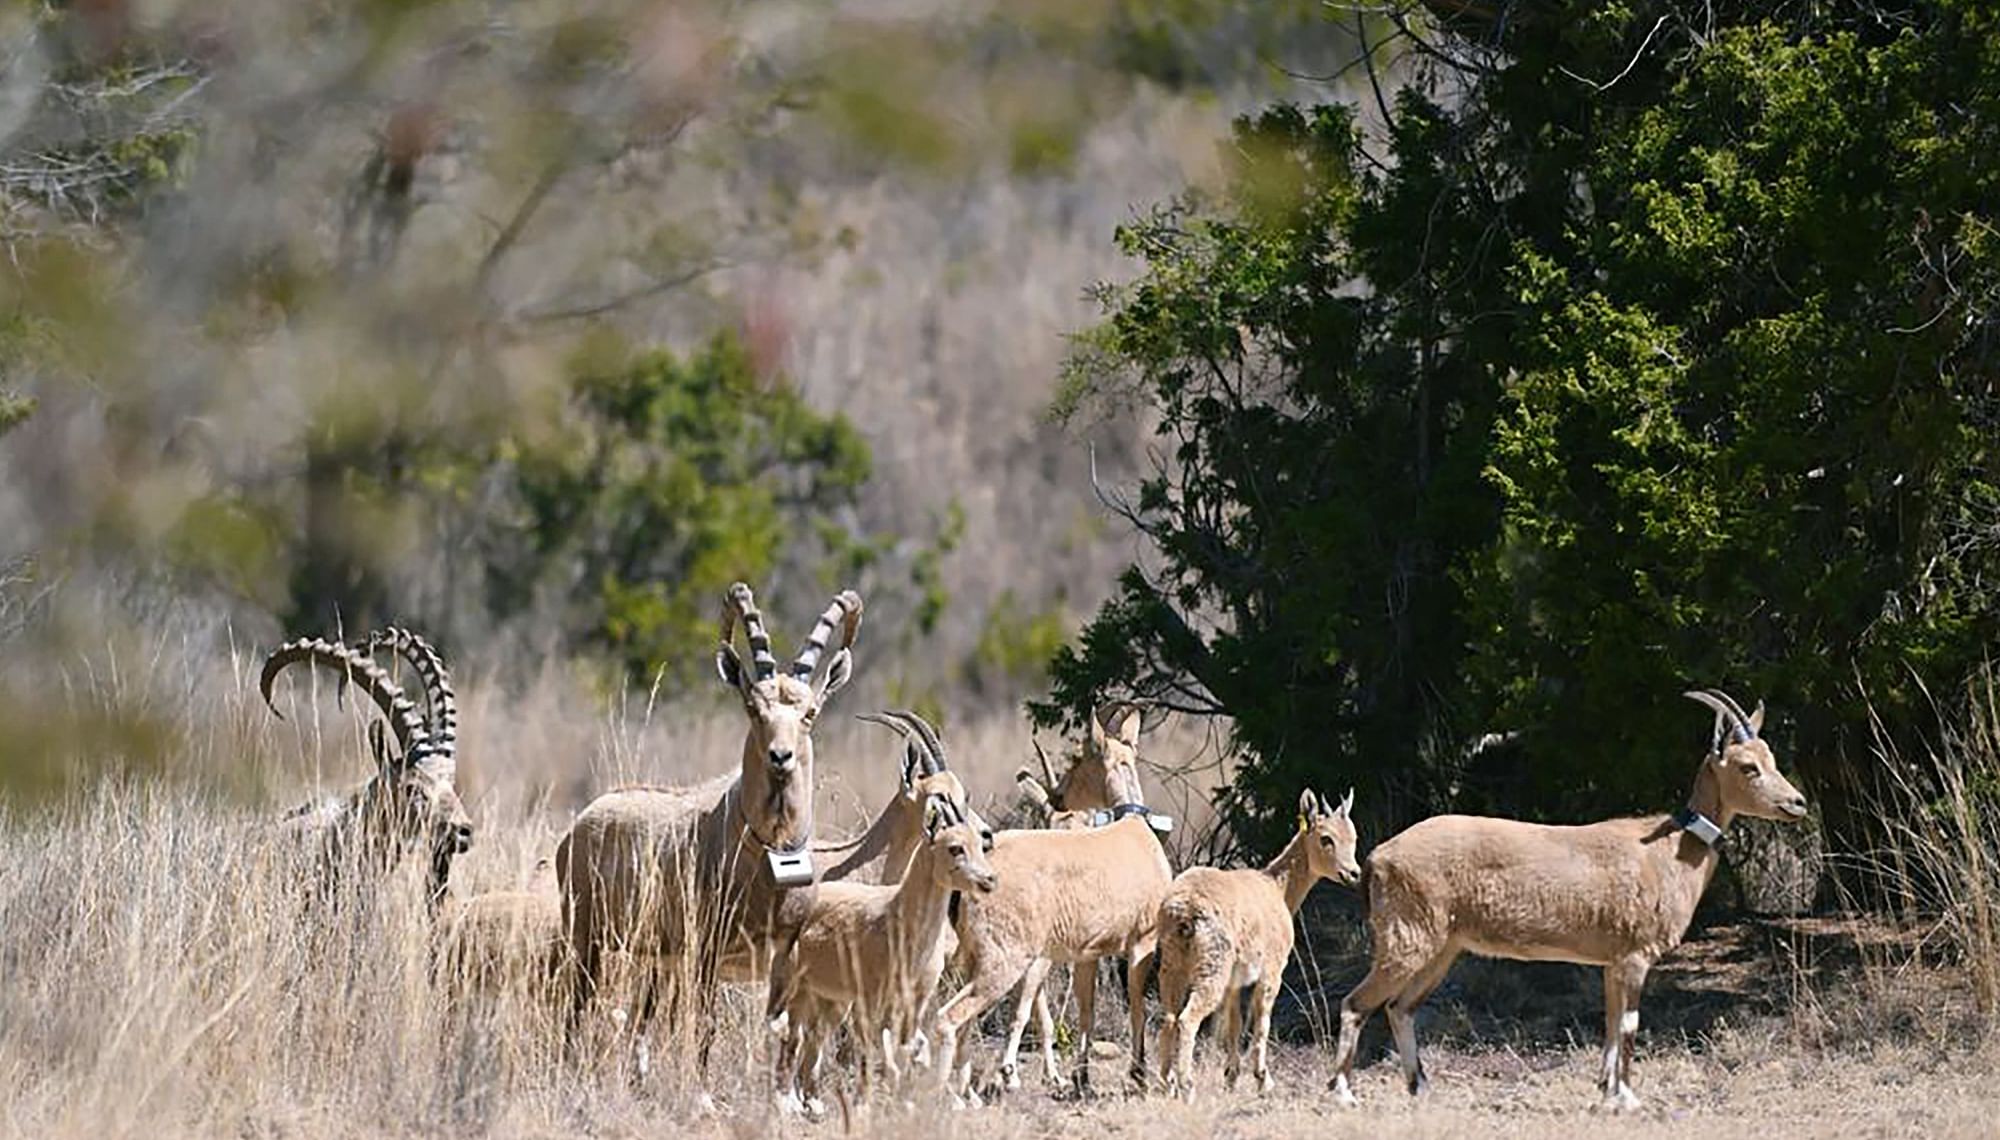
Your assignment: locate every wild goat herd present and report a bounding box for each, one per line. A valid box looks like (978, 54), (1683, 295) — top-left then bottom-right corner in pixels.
(260, 582), (1810, 1115)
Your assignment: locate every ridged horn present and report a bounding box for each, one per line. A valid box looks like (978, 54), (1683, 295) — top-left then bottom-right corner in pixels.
(719, 582), (778, 681)
(262, 637), (430, 768)
(361, 626), (457, 781)
(792, 589), (863, 679)
(1684, 689), (1752, 746)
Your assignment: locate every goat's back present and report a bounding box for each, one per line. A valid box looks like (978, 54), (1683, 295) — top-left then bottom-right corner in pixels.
(1368, 813), (1691, 965)
(964, 818), (1171, 963)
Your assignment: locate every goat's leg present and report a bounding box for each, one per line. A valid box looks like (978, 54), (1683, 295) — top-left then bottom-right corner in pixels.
(1219, 982), (1245, 1089)
(1600, 956), (1648, 1112)
(1125, 940), (1155, 1086)
(1034, 970), (1062, 1085)
(1162, 960), (1228, 1100)
(1001, 958), (1053, 1091)
(934, 963), (1029, 1103)
(1386, 948), (1456, 1096)
(1248, 976), (1279, 1094)
(1327, 963), (1412, 1106)
(1070, 958), (1099, 1094)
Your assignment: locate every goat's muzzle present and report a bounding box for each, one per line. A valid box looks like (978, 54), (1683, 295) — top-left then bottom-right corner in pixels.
(1779, 796), (1808, 820)
(767, 746), (797, 777)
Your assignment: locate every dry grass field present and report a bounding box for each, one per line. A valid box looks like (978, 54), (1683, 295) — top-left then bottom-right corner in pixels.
(1, 647), (1994, 1140)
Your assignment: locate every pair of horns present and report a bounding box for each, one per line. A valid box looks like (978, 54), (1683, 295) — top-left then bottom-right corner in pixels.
(1299, 787), (1355, 820)
(1684, 689), (1762, 748)
(360, 626), (457, 782)
(719, 583), (863, 681)
(261, 638), (433, 773)
(861, 709), (946, 776)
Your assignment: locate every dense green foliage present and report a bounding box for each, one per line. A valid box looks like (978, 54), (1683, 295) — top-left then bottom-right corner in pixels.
(488, 333), (874, 682)
(1042, 2), (2000, 852)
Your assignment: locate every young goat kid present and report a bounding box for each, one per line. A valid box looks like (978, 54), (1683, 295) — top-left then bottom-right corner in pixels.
(1156, 789), (1360, 1098)
(1327, 690), (1808, 1111)
(772, 794), (998, 1106)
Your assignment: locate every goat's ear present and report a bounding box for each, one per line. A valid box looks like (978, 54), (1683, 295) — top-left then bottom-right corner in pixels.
(1748, 700), (1766, 737)
(1298, 789), (1318, 821)
(814, 648), (854, 706)
(716, 645), (745, 692)
(1111, 704), (1142, 747)
(1088, 706), (1110, 755)
(900, 742), (922, 794)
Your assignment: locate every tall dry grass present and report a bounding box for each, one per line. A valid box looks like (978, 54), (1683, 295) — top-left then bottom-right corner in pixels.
(0, 629), (1235, 1137)
(1862, 671), (2000, 1015)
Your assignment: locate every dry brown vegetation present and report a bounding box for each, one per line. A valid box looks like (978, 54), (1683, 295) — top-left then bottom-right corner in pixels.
(1, 645), (1995, 1139)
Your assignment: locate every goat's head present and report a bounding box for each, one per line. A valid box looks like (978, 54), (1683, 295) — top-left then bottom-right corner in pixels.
(1022, 702), (1148, 814)
(867, 709), (995, 852)
(363, 720), (473, 904)
(1684, 689), (1808, 823)
(715, 583), (862, 846)
(262, 636), (472, 904)
(1297, 788), (1361, 885)
(921, 793), (998, 896)
(360, 626), (473, 901)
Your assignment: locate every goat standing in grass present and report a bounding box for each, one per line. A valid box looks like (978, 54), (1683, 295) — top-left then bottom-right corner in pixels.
(556, 583), (861, 1077)
(771, 793), (998, 1108)
(1155, 789), (1360, 1098)
(1327, 689), (1808, 1112)
(933, 706), (1173, 1100)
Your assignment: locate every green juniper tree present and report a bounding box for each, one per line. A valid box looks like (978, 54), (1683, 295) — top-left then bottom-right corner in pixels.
(1042, 2), (2000, 853)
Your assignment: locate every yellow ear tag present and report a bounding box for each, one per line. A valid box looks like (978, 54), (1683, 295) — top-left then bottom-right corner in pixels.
(1297, 813), (1310, 834)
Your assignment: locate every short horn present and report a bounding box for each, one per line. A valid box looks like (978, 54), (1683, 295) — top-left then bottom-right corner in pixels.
(262, 637), (430, 767)
(792, 590), (863, 679)
(1708, 689), (1759, 738)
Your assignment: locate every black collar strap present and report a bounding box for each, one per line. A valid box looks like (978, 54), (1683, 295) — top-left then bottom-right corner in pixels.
(1110, 803), (1151, 821)
(1673, 808), (1723, 847)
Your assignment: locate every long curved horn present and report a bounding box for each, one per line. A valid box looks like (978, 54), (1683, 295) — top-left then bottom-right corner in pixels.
(792, 589), (863, 679)
(1684, 690), (1751, 746)
(262, 637), (431, 768)
(720, 582), (778, 681)
(362, 626), (457, 782)
(1030, 735), (1060, 792)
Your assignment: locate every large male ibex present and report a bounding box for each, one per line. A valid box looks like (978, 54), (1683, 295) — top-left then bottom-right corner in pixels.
(556, 583), (861, 1072)
(1327, 689), (1809, 1111)
(261, 633), (473, 908)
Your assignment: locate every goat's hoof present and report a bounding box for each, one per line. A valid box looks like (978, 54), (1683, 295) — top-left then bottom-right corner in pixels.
(999, 1062), (1020, 1092)
(1598, 1087), (1643, 1114)
(1257, 1073), (1274, 1095)
(1328, 1079), (1359, 1109)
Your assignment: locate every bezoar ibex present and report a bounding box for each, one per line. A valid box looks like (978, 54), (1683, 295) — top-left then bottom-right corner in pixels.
(1327, 689), (1809, 1112)
(772, 793), (998, 1108)
(260, 634), (473, 908)
(816, 710), (994, 886)
(1155, 789), (1359, 1099)
(935, 712), (1175, 1101)
(555, 583), (861, 1072)
(990, 702), (1171, 1093)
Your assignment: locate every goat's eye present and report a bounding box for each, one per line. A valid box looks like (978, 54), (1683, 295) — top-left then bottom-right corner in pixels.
(949, 844), (966, 857)
(1739, 764), (1761, 778)
(1318, 836), (1333, 848)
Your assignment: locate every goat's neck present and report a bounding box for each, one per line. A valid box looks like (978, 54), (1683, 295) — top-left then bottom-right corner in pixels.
(888, 848), (953, 962)
(737, 738), (812, 851)
(1262, 833), (1319, 914)
(821, 798), (912, 883)
(1686, 759), (1733, 831)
